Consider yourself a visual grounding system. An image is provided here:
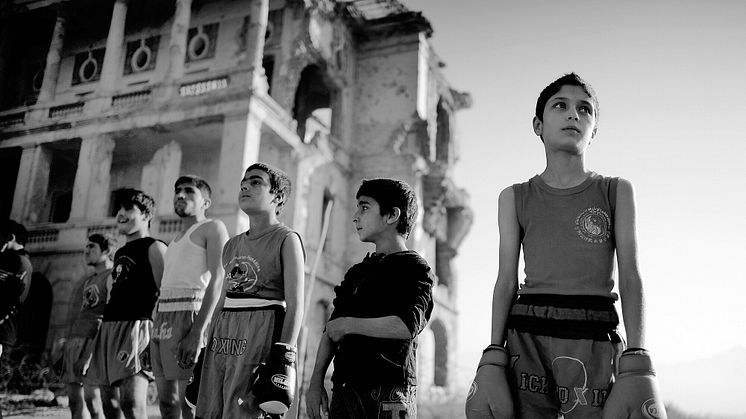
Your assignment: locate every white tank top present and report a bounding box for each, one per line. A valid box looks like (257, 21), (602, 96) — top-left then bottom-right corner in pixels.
(161, 219), (211, 293)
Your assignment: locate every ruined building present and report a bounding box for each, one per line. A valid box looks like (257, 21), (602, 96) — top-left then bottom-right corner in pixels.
(0, 0), (473, 410)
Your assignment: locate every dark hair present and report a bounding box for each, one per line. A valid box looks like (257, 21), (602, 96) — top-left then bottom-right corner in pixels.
(356, 178), (417, 238)
(175, 175), (212, 199)
(246, 163), (292, 215)
(0, 219), (28, 246)
(88, 233), (117, 254)
(535, 73), (599, 123)
(116, 188), (155, 219)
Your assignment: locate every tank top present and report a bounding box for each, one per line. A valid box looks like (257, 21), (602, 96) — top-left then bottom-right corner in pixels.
(514, 173), (618, 299)
(222, 224), (304, 310)
(69, 269), (111, 338)
(162, 219), (211, 291)
(104, 237), (160, 321)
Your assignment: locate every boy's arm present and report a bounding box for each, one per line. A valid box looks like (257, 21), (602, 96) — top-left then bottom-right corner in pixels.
(278, 233), (305, 345)
(148, 240), (168, 291)
(178, 220), (229, 365)
(614, 178), (645, 348)
(307, 332), (338, 419)
(491, 186), (521, 345)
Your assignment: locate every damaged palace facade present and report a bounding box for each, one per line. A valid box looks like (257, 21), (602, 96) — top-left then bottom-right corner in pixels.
(0, 0), (473, 408)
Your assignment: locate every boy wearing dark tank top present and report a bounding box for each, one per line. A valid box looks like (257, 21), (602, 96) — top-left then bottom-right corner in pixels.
(466, 74), (667, 418)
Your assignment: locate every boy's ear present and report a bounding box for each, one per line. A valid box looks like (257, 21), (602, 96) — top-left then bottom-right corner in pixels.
(272, 191), (285, 206)
(202, 196), (212, 210)
(386, 207), (402, 226)
(532, 116), (543, 136)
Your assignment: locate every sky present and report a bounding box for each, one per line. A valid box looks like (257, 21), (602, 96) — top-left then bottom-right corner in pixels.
(402, 0), (746, 415)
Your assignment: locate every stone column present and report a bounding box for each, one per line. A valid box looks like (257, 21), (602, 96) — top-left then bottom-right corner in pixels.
(165, 0), (192, 82)
(37, 3), (68, 103)
(99, 0), (128, 92)
(243, 0), (269, 93)
(141, 141), (182, 217)
(69, 135), (115, 221)
(214, 112), (262, 234)
(11, 144), (53, 224)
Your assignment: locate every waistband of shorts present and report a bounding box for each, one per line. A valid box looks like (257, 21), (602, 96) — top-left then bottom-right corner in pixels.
(508, 294), (619, 340)
(158, 288), (204, 312)
(222, 297), (286, 311)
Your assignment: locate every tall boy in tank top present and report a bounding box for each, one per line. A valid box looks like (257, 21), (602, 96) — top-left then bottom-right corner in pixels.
(152, 175), (228, 419)
(195, 163), (305, 419)
(84, 189), (168, 419)
(466, 74), (666, 418)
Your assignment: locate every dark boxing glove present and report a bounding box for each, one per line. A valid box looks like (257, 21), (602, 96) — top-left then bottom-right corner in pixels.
(184, 351), (204, 409)
(603, 348), (667, 419)
(252, 342), (297, 414)
(465, 344), (514, 419)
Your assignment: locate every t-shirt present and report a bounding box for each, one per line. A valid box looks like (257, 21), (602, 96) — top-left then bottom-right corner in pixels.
(514, 173), (618, 298)
(67, 269), (112, 338)
(330, 251), (434, 387)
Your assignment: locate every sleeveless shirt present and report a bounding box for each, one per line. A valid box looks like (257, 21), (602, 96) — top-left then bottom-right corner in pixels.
(104, 237), (160, 321)
(162, 219), (211, 291)
(222, 224), (304, 310)
(514, 173), (618, 299)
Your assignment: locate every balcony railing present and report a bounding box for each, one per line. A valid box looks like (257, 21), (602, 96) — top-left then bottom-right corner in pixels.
(49, 102), (84, 118)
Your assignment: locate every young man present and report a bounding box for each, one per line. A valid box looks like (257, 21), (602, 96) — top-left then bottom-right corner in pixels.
(306, 178), (435, 419)
(63, 234), (117, 419)
(465, 74), (666, 418)
(2, 220), (32, 303)
(84, 189), (167, 419)
(195, 163), (305, 419)
(0, 220), (29, 359)
(152, 175), (228, 419)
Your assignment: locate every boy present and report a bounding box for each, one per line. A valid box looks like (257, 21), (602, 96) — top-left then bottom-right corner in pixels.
(63, 234), (118, 419)
(0, 220), (29, 359)
(84, 189), (167, 419)
(195, 163), (305, 419)
(465, 74), (665, 418)
(152, 175), (228, 419)
(306, 178), (435, 419)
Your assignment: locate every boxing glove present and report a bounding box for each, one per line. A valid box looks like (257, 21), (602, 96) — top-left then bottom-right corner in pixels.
(603, 348), (667, 419)
(465, 344), (514, 419)
(252, 342), (297, 414)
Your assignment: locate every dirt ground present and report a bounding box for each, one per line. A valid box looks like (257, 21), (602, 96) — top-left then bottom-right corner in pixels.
(3, 404), (161, 418)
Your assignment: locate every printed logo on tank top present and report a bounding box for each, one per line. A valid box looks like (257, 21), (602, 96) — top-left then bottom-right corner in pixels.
(112, 256), (136, 284)
(574, 207), (611, 243)
(225, 255), (260, 294)
(83, 283), (103, 309)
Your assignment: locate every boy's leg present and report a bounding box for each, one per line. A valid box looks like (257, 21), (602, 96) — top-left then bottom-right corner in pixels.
(67, 382), (91, 419)
(117, 372), (150, 419)
(101, 385), (123, 419)
(84, 385), (104, 419)
(506, 329), (559, 418)
(550, 335), (622, 418)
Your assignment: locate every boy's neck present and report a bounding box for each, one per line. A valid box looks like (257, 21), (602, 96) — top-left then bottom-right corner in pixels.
(247, 212), (280, 236)
(181, 213), (206, 232)
(126, 228), (150, 242)
(541, 152), (591, 188)
(373, 234), (408, 256)
(93, 260), (113, 274)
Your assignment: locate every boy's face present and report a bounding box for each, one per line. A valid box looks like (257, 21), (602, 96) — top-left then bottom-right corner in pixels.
(533, 85), (597, 153)
(353, 195), (393, 243)
(174, 182), (209, 218)
(239, 168), (279, 215)
(116, 204), (150, 235)
(84, 241), (106, 266)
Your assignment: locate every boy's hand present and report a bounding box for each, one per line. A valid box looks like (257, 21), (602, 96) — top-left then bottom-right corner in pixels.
(73, 353), (92, 377)
(176, 329), (202, 368)
(325, 318), (349, 342)
(305, 380), (329, 419)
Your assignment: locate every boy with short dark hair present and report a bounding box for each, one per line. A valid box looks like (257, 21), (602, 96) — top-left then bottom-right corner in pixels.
(63, 234), (118, 419)
(0, 220), (29, 362)
(306, 178), (435, 419)
(465, 73), (666, 418)
(152, 175), (228, 419)
(195, 163), (305, 419)
(84, 189), (167, 419)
